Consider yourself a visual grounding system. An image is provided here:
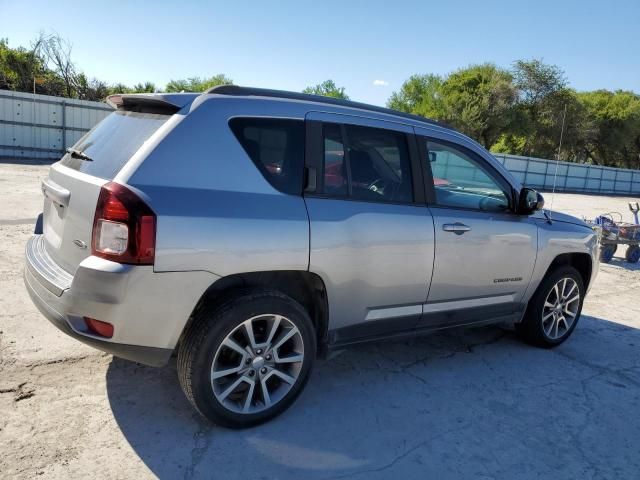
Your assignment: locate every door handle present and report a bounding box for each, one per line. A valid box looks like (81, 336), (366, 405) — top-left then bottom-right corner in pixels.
(41, 178), (70, 209)
(443, 222), (471, 235)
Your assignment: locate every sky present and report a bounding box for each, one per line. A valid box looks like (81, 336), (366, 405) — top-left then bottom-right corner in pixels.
(1, 0), (638, 106)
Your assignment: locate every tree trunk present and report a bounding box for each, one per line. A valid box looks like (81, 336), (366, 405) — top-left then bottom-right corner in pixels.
(584, 148), (599, 165)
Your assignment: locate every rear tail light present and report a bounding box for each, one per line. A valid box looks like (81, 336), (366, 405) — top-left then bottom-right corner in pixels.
(84, 317), (114, 338)
(92, 182), (156, 264)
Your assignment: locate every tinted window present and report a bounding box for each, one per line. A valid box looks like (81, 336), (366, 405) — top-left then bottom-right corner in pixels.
(427, 140), (509, 212)
(59, 111), (170, 179)
(320, 123), (413, 203)
(230, 118), (304, 195)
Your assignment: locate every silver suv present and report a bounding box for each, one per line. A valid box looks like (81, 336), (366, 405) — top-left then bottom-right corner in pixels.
(25, 86), (598, 428)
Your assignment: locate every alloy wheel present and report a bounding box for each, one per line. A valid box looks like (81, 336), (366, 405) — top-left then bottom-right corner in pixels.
(210, 314), (304, 414)
(541, 277), (580, 340)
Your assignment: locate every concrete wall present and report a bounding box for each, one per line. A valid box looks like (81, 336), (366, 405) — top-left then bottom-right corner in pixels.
(0, 90), (113, 160)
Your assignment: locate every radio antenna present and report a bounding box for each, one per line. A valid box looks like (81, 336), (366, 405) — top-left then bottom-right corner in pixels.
(548, 103), (567, 215)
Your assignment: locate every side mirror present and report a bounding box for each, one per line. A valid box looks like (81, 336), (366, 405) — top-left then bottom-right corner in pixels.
(518, 187), (544, 214)
(429, 151), (437, 162)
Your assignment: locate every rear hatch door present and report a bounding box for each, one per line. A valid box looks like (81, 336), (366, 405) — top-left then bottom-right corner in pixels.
(42, 108), (174, 274)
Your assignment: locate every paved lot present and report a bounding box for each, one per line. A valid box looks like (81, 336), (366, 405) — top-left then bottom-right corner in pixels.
(1, 160), (640, 479)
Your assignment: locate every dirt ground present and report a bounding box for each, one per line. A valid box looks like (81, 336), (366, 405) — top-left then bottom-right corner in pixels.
(1, 160), (640, 479)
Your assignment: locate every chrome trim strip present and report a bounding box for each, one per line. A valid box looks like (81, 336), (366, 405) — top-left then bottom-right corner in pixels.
(365, 304), (423, 321)
(365, 294), (515, 322)
(423, 294), (515, 314)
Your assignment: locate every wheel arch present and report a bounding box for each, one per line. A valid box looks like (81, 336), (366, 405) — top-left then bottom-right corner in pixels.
(178, 270), (330, 356)
(544, 252), (593, 290)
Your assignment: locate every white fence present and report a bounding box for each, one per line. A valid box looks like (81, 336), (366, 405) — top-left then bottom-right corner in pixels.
(0, 90), (112, 160)
(0, 90), (639, 195)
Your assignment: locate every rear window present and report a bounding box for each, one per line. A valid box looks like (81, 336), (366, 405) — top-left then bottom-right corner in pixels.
(229, 117), (304, 195)
(59, 111), (170, 179)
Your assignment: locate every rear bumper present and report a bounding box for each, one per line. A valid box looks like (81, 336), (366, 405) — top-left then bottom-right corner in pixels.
(24, 235), (218, 367)
(25, 265), (172, 366)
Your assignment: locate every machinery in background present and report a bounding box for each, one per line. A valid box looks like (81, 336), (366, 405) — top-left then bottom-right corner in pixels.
(593, 202), (640, 263)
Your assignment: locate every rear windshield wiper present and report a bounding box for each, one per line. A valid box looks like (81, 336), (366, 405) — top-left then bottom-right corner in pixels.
(66, 147), (93, 162)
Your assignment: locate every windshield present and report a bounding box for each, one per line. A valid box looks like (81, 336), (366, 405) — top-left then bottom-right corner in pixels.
(59, 110), (170, 179)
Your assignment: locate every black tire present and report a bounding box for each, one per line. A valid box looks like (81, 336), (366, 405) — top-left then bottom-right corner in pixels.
(625, 245), (640, 263)
(177, 289), (317, 428)
(515, 266), (585, 348)
(599, 244), (616, 263)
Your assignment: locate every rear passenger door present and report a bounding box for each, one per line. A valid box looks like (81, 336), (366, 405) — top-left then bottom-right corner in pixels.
(304, 112), (435, 345)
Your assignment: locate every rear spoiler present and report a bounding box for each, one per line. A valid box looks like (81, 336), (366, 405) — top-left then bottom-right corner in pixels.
(106, 93), (199, 114)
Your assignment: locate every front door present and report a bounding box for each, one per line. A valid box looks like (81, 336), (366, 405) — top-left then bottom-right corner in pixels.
(416, 135), (538, 328)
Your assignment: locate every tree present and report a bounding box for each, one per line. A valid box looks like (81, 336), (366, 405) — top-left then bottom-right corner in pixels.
(0, 38), (36, 91)
(165, 74), (232, 92)
(387, 67), (517, 149)
(513, 59), (567, 106)
(109, 83), (132, 94)
(388, 61), (604, 162)
(509, 59), (571, 158)
(107, 82), (157, 95)
(132, 81), (156, 93)
(489, 60), (596, 161)
(0, 37), (63, 95)
(2, 34), (224, 99)
(440, 64), (517, 149)
(302, 80), (349, 99)
(75, 73), (109, 101)
(493, 87), (591, 162)
(39, 33), (78, 98)
(387, 74), (444, 118)
(578, 90), (640, 168)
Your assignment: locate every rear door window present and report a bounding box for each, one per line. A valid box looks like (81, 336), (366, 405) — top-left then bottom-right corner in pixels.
(318, 123), (413, 204)
(345, 124), (413, 203)
(60, 111), (170, 179)
(230, 118), (305, 195)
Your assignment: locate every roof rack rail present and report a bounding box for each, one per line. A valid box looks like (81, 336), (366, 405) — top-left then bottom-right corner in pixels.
(205, 85), (447, 129)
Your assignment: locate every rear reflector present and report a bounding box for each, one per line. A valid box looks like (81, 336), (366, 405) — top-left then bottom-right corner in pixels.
(84, 317), (114, 338)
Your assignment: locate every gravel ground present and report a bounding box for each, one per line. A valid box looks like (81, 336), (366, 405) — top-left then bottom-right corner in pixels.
(1, 160), (640, 479)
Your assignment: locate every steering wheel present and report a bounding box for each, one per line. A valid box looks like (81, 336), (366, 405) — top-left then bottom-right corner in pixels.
(479, 195), (507, 212)
(368, 179), (387, 195)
